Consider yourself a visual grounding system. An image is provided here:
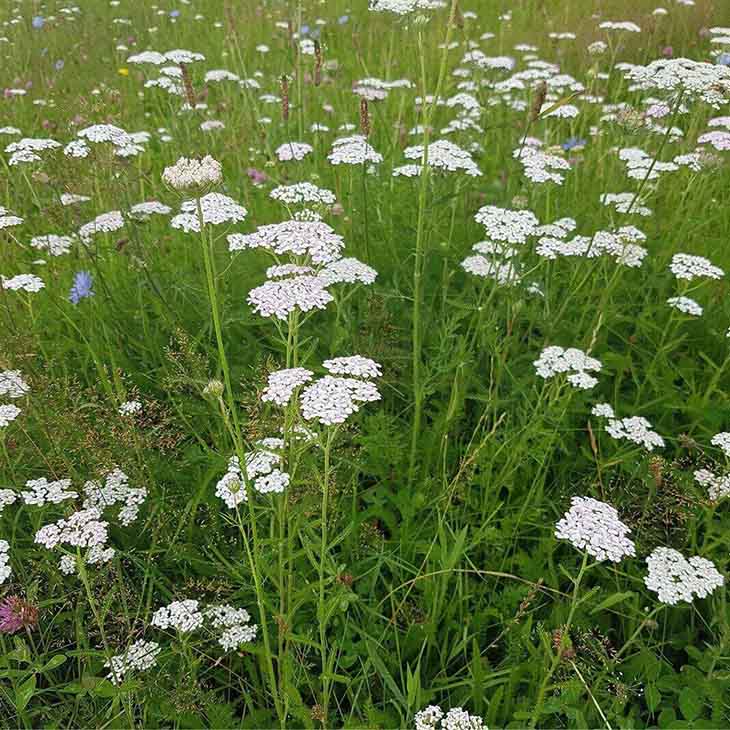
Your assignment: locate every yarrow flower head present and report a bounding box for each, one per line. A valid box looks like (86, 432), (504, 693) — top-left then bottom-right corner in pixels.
(474, 206), (539, 244)
(0, 370), (29, 399)
(669, 253), (724, 281)
(414, 705), (486, 730)
(327, 135), (383, 166)
(261, 368), (314, 407)
(644, 547), (724, 605)
(596, 411), (665, 451)
(667, 296), (703, 316)
(152, 599), (204, 633)
(162, 155), (222, 190)
(555, 496), (636, 562)
(533, 346), (602, 389)
(171, 193), (247, 232)
(105, 640), (160, 685)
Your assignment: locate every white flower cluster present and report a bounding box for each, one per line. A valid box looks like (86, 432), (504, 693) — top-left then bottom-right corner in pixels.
(533, 346), (602, 390)
(698, 130), (730, 151)
(300, 363), (382, 426)
(555, 496), (636, 562)
(514, 145), (571, 185)
(667, 296), (702, 317)
(276, 142), (314, 162)
(625, 58), (730, 108)
(247, 275), (334, 320)
(0, 489), (18, 514)
(171, 193), (248, 233)
(618, 147), (677, 182)
(129, 201), (172, 219)
(162, 155), (222, 189)
(0, 370), (29, 398)
(0, 404), (21, 427)
(669, 253), (724, 281)
(602, 414), (665, 451)
(328, 135), (383, 166)
(694, 468), (730, 501)
(34, 508), (109, 550)
(402, 140), (482, 177)
(711, 432), (730, 457)
(599, 192), (653, 217)
(119, 400), (142, 416)
(215, 441), (287, 508)
(644, 547), (724, 605)
(269, 182), (336, 206)
(30, 234), (75, 256)
(78, 211), (125, 241)
(0, 540), (10, 584)
(2, 274), (45, 293)
(105, 640), (161, 685)
(369, 0), (446, 13)
(203, 604), (258, 651)
(536, 228), (647, 268)
(152, 599), (204, 633)
(22, 477), (78, 505)
(599, 21), (641, 33)
(318, 258), (378, 286)
(414, 705), (486, 730)
(323, 356), (382, 378)
(262, 368), (314, 406)
(474, 206), (539, 244)
(82, 469), (147, 526)
(229, 220), (345, 264)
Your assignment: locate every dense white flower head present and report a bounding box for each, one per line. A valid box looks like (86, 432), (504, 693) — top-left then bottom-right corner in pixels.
(261, 368), (314, 406)
(514, 146), (570, 185)
(162, 155), (222, 190)
(533, 346), (602, 389)
(105, 640), (161, 685)
(474, 206), (539, 244)
(403, 140), (482, 176)
(247, 276), (334, 320)
(644, 548), (724, 605)
(600, 192), (653, 217)
(667, 296), (702, 316)
(555, 496), (636, 562)
(82, 469), (147, 526)
(127, 50), (167, 65)
(0, 370), (29, 399)
(603, 415), (665, 451)
(591, 403), (615, 419)
(30, 234), (75, 256)
(0, 540), (10, 584)
(129, 201), (172, 219)
(319, 258), (378, 286)
(369, 0), (446, 14)
(152, 599), (204, 632)
(164, 49), (205, 64)
(710, 432), (730, 457)
(323, 356), (382, 378)
(35, 508), (109, 550)
(2, 274), (45, 293)
(276, 142), (313, 162)
(172, 193), (247, 232)
(599, 20), (641, 32)
(78, 124), (132, 147)
(694, 468), (730, 501)
(300, 375), (381, 426)
(79, 211), (125, 241)
(625, 58), (730, 108)
(270, 182), (336, 206)
(204, 604), (257, 651)
(215, 442), (287, 508)
(22, 477), (77, 505)
(229, 220), (344, 265)
(698, 130), (730, 151)
(328, 135), (383, 166)
(119, 400), (142, 416)
(415, 704), (486, 730)
(669, 254), (724, 281)
(0, 489), (18, 514)
(0, 404), (21, 427)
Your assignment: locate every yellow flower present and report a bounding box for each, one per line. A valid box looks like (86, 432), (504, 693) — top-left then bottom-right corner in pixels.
(117, 67), (129, 77)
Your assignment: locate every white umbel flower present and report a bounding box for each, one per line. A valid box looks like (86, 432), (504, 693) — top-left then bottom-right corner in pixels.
(669, 254), (724, 281)
(323, 355), (382, 379)
(105, 640), (161, 685)
(533, 346), (602, 390)
(162, 155), (222, 190)
(644, 547), (724, 605)
(152, 599), (204, 632)
(261, 368), (314, 407)
(667, 296), (702, 316)
(474, 206), (539, 244)
(0, 370), (29, 398)
(555, 496), (636, 562)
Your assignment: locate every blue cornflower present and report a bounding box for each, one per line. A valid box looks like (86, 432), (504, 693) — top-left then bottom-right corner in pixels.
(300, 24), (310, 35)
(54, 59), (64, 71)
(32, 16), (45, 29)
(69, 271), (94, 304)
(717, 53), (730, 67)
(169, 9), (180, 18)
(562, 136), (586, 152)
(338, 15), (349, 24)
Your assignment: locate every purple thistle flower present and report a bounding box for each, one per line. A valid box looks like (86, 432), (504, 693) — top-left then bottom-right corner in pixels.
(69, 271), (94, 304)
(0, 596), (38, 634)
